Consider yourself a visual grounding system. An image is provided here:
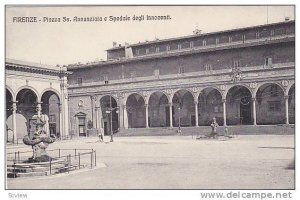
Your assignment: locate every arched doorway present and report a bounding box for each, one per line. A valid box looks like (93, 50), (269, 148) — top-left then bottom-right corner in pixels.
(41, 91), (60, 138)
(172, 89), (194, 127)
(100, 95), (119, 135)
(198, 88), (223, 126)
(16, 88), (38, 138)
(6, 89), (13, 142)
(226, 85), (252, 125)
(148, 92), (169, 127)
(126, 93), (146, 128)
(288, 84), (295, 124)
(256, 83), (285, 125)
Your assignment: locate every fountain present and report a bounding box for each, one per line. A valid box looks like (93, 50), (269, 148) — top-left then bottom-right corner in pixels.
(7, 115), (69, 178)
(23, 115), (56, 162)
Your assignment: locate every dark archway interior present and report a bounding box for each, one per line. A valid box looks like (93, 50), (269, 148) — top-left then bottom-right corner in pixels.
(148, 92), (169, 127)
(198, 88), (223, 126)
(256, 84), (285, 125)
(41, 91), (60, 137)
(126, 94), (146, 128)
(288, 84), (295, 124)
(172, 90), (194, 127)
(226, 86), (252, 125)
(100, 95), (119, 135)
(16, 89), (38, 134)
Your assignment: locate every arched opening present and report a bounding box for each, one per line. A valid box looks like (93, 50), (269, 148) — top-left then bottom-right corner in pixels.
(226, 85), (252, 125)
(100, 95), (119, 135)
(172, 89), (194, 127)
(198, 88), (223, 126)
(288, 84), (295, 124)
(256, 83), (285, 125)
(126, 93), (146, 128)
(6, 89), (13, 142)
(41, 91), (60, 138)
(16, 88), (38, 138)
(148, 92), (169, 127)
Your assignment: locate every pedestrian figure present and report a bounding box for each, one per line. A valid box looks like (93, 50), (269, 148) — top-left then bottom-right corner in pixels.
(210, 117), (219, 138)
(98, 127), (104, 142)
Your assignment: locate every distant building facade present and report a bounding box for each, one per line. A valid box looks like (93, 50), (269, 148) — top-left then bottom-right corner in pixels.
(5, 59), (70, 143)
(67, 20), (295, 136)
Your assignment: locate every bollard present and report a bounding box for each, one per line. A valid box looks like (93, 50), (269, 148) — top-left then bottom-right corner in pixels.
(91, 150), (93, 169)
(78, 153), (81, 169)
(13, 159), (16, 178)
(17, 151), (20, 162)
(94, 150), (96, 167)
(58, 148), (61, 158)
(49, 158), (52, 176)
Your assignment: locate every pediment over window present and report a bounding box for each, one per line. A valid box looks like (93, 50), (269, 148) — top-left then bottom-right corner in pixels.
(74, 112), (86, 117)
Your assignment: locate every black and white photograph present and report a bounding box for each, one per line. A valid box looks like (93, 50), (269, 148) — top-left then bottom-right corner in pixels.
(4, 4), (296, 197)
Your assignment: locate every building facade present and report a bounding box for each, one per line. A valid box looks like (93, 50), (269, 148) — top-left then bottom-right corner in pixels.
(67, 20), (295, 136)
(5, 59), (70, 143)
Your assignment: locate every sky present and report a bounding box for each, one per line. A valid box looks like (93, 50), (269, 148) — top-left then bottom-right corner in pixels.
(6, 5), (295, 66)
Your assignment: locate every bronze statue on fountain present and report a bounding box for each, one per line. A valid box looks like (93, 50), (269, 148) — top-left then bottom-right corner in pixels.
(23, 114), (56, 163)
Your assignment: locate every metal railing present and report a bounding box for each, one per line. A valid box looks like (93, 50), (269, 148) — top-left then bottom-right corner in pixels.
(7, 148), (97, 178)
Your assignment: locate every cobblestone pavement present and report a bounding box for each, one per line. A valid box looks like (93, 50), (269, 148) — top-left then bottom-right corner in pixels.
(7, 135), (294, 189)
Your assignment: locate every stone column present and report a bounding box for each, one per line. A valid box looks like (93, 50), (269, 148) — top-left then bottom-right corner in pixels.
(123, 105), (128, 129)
(119, 104), (124, 129)
(36, 102), (42, 117)
(95, 106), (99, 130)
(169, 103), (173, 127)
(59, 104), (63, 139)
(252, 98), (257, 126)
(145, 104), (149, 128)
(12, 101), (17, 144)
(222, 99), (227, 126)
(285, 95), (289, 125)
(194, 101), (199, 127)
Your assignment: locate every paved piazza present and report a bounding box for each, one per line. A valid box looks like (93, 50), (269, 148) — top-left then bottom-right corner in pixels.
(7, 135), (294, 189)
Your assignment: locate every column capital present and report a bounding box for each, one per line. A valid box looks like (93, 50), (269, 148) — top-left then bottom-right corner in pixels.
(251, 97), (256, 102)
(194, 101), (198, 105)
(169, 102), (173, 106)
(284, 95), (289, 100)
(222, 99), (226, 103)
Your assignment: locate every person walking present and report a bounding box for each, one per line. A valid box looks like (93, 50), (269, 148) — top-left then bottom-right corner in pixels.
(98, 127), (104, 142)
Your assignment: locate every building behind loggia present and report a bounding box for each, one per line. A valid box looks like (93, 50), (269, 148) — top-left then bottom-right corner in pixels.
(66, 19), (295, 136)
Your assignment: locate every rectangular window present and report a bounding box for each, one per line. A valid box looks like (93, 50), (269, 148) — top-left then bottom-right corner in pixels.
(270, 30), (275, 37)
(265, 57), (272, 66)
(233, 60), (241, 68)
(202, 40), (206, 46)
(256, 32), (260, 39)
(216, 38), (219, 45)
(136, 49), (140, 55)
(190, 41), (194, 48)
(268, 101), (281, 111)
(166, 45), (170, 51)
(178, 43), (181, 50)
(154, 69), (160, 77)
(77, 77), (82, 85)
(205, 64), (212, 71)
(229, 36), (232, 43)
(104, 75), (108, 84)
(145, 48), (149, 54)
(179, 66), (185, 74)
(155, 47), (160, 53)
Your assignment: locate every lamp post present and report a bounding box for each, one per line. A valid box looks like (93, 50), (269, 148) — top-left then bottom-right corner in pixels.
(105, 96), (119, 142)
(178, 106), (181, 133)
